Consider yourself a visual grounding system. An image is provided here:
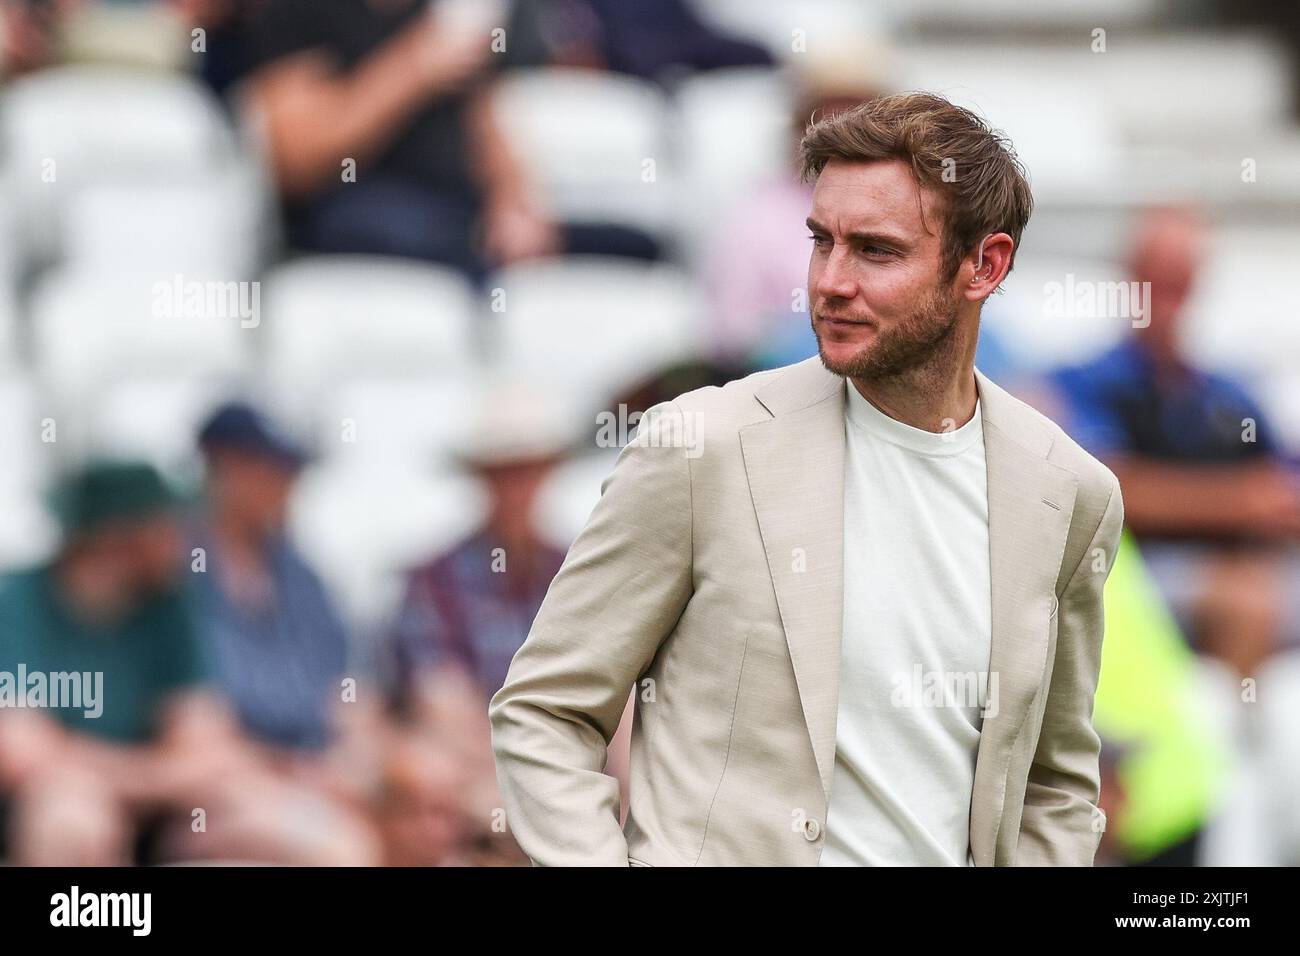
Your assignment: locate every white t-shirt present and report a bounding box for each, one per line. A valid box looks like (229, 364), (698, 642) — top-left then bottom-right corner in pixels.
(820, 378), (993, 866)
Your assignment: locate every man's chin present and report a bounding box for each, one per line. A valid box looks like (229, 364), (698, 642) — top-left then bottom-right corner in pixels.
(815, 337), (870, 377)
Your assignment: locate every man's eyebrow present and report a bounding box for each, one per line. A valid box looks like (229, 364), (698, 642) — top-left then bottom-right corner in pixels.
(805, 218), (911, 248)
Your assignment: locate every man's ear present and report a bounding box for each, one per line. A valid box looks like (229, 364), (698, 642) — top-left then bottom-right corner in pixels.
(962, 233), (1015, 301)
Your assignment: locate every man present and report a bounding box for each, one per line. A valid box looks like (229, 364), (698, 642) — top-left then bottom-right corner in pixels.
(385, 383), (573, 864)
(0, 462), (251, 865)
(182, 401), (385, 865)
(1048, 207), (1300, 679)
(191, 401), (349, 753)
(388, 384), (571, 708)
(490, 92), (1125, 866)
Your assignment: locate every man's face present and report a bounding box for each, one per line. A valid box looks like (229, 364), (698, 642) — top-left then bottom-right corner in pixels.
(806, 158), (963, 379)
(74, 514), (183, 599)
(123, 513), (185, 593)
(1130, 211), (1202, 354)
(480, 458), (554, 537)
(210, 450), (298, 539)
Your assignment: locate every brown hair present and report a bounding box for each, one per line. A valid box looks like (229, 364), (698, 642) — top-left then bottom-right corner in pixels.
(798, 92), (1033, 280)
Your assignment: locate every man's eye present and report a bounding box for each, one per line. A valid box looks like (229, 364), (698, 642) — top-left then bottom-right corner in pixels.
(863, 245), (895, 258)
(808, 234), (830, 246)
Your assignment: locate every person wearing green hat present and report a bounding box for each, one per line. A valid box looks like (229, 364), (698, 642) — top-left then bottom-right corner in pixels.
(0, 461), (253, 864)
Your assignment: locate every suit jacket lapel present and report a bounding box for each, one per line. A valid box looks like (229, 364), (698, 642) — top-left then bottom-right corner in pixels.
(970, 368), (1078, 865)
(740, 360), (846, 801)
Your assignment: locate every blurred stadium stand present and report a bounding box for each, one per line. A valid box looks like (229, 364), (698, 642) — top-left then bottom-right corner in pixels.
(2, 0), (1299, 866)
(1, 1), (1296, 642)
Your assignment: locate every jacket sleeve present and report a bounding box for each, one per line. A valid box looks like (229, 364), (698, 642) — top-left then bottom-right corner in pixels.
(1015, 475), (1124, 865)
(488, 401), (694, 865)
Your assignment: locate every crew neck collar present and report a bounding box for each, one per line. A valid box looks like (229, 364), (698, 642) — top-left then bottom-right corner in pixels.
(844, 378), (983, 457)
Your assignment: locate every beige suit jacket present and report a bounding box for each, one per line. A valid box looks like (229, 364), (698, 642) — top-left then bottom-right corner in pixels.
(489, 356), (1125, 866)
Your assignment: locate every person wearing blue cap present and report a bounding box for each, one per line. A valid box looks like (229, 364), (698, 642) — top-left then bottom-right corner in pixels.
(190, 401), (354, 750)
(184, 401), (383, 863)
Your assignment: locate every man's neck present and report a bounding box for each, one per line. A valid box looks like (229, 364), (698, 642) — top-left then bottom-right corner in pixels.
(848, 323), (980, 433)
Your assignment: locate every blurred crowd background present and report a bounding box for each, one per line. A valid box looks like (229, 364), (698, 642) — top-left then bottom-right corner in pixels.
(2, 0), (1300, 867)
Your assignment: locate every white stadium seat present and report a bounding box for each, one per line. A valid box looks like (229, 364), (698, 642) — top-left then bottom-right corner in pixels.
(1, 66), (243, 268)
(0, 485), (58, 573)
(1183, 225), (1300, 379)
(317, 376), (481, 475)
(0, 375), (60, 570)
(533, 448), (621, 552)
(0, 285), (16, 372)
(884, 0), (1163, 32)
(0, 375), (54, 501)
(0, 198), (17, 364)
(88, 378), (247, 480)
(899, 34), (1289, 151)
(896, 47), (1124, 202)
(692, 0), (889, 60)
(259, 256), (478, 430)
(61, 161), (270, 278)
(488, 256), (707, 409)
(1254, 375), (1300, 457)
(289, 464), (487, 638)
(984, 256), (1131, 371)
(30, 266), (252, 457)
(671, 67), (794, 264)
(1088, 33), (1292, 143)
(492, 68), (674, 236)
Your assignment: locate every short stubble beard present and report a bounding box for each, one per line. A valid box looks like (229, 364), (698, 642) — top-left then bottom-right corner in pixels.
(813, 278), (964, 390)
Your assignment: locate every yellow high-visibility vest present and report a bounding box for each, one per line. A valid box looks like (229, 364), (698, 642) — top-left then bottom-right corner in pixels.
(1094, 530), (1230, 859)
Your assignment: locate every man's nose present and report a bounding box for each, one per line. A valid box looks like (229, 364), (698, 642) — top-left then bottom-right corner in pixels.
(815, 244), (857, 301)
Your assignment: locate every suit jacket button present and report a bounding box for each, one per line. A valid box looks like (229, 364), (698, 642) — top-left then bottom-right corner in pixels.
(803, 818), (821, 841)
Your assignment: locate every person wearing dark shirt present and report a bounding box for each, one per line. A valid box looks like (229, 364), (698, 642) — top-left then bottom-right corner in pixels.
(241, 0), (657, 278)
(1052, 336), (1280, 469)
(184, 401), (386, 862)
(391, 527), (565, 702)
(387, 386), (571, 707)
(1048, 207), (1300, 678)
(384, 384), (588, 862)
(191, 402), (348, 752)
(579, 0), (773, 81)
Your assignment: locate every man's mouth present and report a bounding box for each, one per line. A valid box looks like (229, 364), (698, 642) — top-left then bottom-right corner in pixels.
(820, 314), (871, 327)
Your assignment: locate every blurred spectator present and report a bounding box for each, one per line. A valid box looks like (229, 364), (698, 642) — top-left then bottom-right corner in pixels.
(558, 0), (773, 82)
(2, 0), (190, 74)
(170, 0), (259, 95)
(388, 384), (571, 710)
(0, 460), (391, 865)
(606, 356), (750, 428)
(184, 400), (404, 862)
(237, 0), (658, 278)
(190, 401), (346, 753)
(1093, 531), (1230, 866)
(0, 462), (251, 864)
(1, 0), (71, 76)
(1047, 206), (1300, 677)
(372, 728), (526, 865)
(384, 383), (588, 862)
